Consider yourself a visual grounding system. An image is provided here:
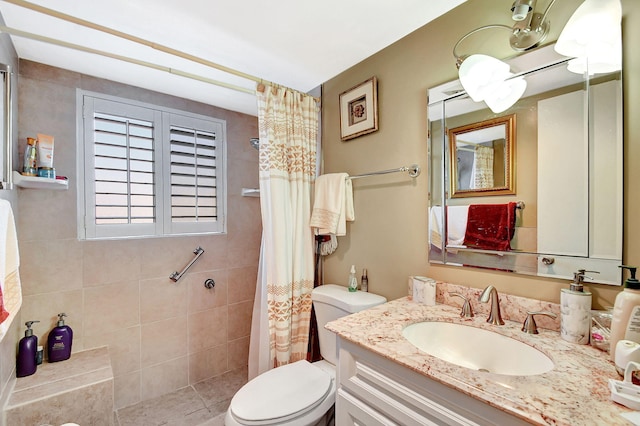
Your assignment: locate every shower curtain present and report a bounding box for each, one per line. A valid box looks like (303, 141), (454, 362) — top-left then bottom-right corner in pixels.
(248, 85), (318, 379)
(472, 145), (494, 189)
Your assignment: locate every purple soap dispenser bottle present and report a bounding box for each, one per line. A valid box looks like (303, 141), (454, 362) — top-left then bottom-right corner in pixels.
(47, 313), (73, 362)
(17, 320), (40, 377)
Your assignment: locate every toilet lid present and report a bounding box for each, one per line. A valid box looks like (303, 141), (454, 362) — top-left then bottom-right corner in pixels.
(230, 360), (333, 425)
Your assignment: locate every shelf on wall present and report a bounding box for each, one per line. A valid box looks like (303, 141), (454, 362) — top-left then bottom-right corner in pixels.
(13, 171), (68, 190)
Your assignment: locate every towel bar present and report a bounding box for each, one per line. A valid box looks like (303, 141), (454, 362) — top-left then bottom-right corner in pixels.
(170, 246), (204, 282)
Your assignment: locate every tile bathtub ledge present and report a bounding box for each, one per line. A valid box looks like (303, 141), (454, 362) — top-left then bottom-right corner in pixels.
(326, 297), (632, 426)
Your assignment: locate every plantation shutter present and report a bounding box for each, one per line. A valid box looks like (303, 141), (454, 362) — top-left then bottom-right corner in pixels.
(80, 93), (225, 240)
(162, 112), (225, 235)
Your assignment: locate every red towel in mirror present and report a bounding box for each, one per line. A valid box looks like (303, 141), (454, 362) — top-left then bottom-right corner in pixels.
(463, 202), (517, 251)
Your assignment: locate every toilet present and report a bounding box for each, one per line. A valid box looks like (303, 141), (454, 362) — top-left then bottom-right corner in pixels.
(225, 284), (387, 426)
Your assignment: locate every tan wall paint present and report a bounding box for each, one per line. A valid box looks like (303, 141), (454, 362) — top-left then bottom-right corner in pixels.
(321, 0), (638, 307)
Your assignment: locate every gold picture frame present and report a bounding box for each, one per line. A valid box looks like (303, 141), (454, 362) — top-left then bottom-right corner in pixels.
(339, 77), (378, 141)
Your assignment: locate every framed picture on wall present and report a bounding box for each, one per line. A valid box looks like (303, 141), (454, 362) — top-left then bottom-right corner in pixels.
(339, 76), (378, 141)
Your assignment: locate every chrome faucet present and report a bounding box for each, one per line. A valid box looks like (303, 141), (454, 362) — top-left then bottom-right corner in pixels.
(478, 285), (504, 325)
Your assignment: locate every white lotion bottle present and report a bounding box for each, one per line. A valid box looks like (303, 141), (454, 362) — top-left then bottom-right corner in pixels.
(560, 270), (592, 344)
(611, 266), (640, 361)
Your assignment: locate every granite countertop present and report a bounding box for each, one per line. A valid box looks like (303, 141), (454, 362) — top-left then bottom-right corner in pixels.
(326, 297), (634, 426)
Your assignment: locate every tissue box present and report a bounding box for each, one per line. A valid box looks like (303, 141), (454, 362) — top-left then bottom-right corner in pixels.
(411, 276), (436, 305)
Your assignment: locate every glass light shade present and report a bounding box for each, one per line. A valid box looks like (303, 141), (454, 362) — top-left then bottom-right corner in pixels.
(483, 76), (527, 113)
(555, 0), (622, 74)
(458, 54), (511, 102)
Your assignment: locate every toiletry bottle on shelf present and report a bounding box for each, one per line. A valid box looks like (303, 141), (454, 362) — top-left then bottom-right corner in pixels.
(361, 268), (368, 292)
(611, 266), (640, 361)
(47, 313), (73, 362)
(348, 265), (358, 292)
(560, 269), (593, 344)
(22, 137), (37, 176)
(17, 320), (40, 377)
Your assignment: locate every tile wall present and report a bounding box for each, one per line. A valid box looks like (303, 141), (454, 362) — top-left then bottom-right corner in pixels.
(14, 60), (260, 409)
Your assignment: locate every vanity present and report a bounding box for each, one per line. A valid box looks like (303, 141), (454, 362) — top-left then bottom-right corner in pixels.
(326, 285), (632, 425)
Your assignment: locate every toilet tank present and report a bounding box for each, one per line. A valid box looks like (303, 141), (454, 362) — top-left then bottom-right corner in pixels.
(311, 284), (386, 365)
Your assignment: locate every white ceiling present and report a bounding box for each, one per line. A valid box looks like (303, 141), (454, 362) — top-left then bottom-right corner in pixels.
(0, 0), (467, 116)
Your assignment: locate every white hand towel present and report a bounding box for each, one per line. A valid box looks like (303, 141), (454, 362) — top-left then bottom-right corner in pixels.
(447, 205), (469, 246)
(310, 173), (355, 237)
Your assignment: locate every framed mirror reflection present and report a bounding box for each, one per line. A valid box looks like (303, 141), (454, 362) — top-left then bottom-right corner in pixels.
(448, 114), (515, 198)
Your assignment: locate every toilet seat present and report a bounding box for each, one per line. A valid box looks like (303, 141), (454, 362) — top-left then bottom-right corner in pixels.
(229, 360), (333, 425)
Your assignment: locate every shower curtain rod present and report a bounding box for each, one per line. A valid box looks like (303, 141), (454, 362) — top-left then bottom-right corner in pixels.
(349, 164), (421, 180)
(2, 0), (320, 101)
(0, 25), (255, 95)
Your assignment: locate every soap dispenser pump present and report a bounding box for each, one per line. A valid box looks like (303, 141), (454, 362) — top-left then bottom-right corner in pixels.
(47, 313), (73, 362)
(560, 269), (594, 344)
(17, 320), (40, 377)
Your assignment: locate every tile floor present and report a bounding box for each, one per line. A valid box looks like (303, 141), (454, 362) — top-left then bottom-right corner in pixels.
(115, 367), (248, 426)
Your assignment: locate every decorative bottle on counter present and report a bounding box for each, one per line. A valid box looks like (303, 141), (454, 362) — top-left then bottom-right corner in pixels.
(560, 270), (593, 345)
(361, 269), (368, 292)
(348, 265), (358, 292)
(47, 313), (73, 362)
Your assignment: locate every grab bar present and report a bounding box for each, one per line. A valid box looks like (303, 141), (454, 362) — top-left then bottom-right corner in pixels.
(170, 246), (205, 282)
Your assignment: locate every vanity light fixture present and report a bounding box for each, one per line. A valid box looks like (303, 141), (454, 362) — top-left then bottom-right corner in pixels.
(554, 0), (622, 75)
(453, 0), (557, 113)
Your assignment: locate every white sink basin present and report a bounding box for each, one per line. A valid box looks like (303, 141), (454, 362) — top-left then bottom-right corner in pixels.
(402, 321), (554, 376)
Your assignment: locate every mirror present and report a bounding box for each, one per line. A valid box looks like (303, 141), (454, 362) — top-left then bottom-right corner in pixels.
(448, 114), (515, 198)
(428, 44), (623, 285)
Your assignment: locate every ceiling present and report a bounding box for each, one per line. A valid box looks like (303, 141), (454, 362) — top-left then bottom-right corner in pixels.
(0, 0), (467, 116)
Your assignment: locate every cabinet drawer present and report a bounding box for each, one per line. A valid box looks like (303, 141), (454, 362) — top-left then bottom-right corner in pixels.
(336, 388), (400, 426)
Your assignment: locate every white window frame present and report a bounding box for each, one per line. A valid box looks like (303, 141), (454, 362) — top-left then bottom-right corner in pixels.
(76, 91), (227, 240)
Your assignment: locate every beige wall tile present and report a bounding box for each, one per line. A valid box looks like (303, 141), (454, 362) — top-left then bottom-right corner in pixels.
(85, 326), (141, 376)
(228, 266), (257, 304)
(16, 189), (77, 242)
(84, 280), (140, 335)
(187, 270), (228, 313)
(15, 61), (260, 407)
(138, 237), (228, 280)
(83, 239), (142, 287)
(191, 237), (230, 273)
(18, 239), (83, 296)
(188, 343), (228, 384)
(114, 371), (141, 410)
(227, 337), (249, 371)
(227, 301), (252, 340)
(141, 316), (187, 366)
(140, 356), (188, 401)
(188, 307), (227, 353)
(140, 277), (187, 324)
(19, 290), (83, 354)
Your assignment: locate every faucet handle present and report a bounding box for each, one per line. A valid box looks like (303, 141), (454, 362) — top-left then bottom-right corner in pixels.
(449, 292), (474, 318)
(521, 311), (557, 334)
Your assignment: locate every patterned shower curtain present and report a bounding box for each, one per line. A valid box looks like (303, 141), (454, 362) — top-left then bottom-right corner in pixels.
(472, 145), (494, 189)
(249, 84), (318, 377)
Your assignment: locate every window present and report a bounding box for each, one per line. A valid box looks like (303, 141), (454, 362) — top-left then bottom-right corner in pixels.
(78, 93), (226, 239)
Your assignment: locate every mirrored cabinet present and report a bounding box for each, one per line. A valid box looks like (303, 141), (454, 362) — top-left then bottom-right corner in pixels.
(428, 44), (623, 285)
